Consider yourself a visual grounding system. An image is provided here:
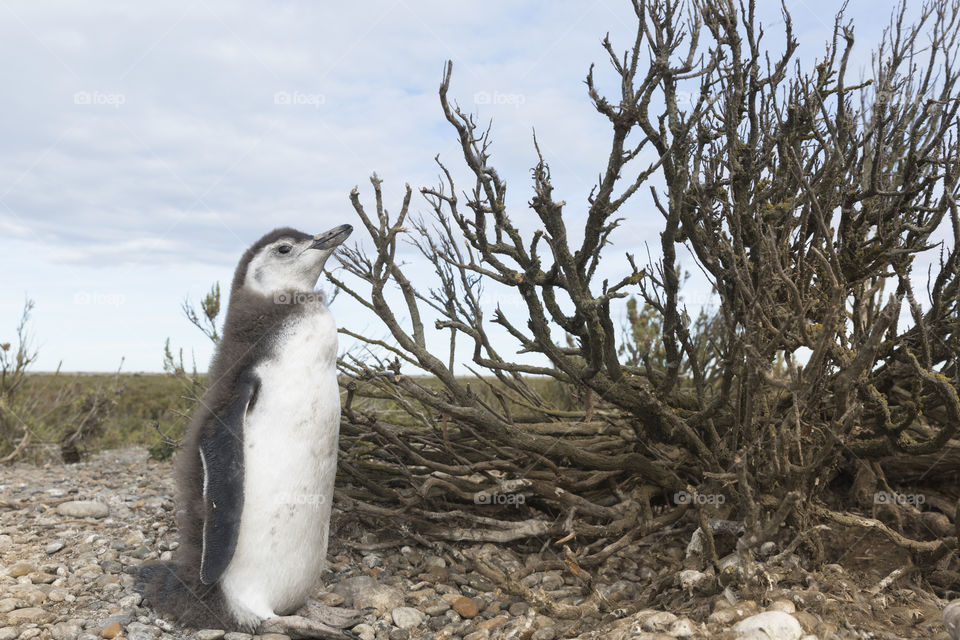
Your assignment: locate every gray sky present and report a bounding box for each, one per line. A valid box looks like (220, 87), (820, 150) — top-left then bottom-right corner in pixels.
(0, 0), (926, 372)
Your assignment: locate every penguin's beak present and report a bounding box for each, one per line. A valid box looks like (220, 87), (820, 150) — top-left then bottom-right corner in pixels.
(311, 224), (353, 250)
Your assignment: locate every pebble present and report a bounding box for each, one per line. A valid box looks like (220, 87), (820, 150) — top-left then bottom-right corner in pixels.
(7, 562), (35, 577)
(392, 606), (425, 629)
(45, 539), (67, 554)
(5, 607), (53, 624)
(51, 621), (84, 639)
(453, 596), (480, 619)
(353, 584), (405, 615)
(332, 575), (378, 606)
(670, 617), (696, 637)
(768, 599), (796, 614)
(223, 633), (252, 640)
(641, 611), (678, 632)
(0, 628), (16, 640)
(195, 630), (225, 640)
(734, 611), (803, 640)
(125, 622), (160, 640)
(57, 500), (110, 518)
(352, 623), (376, 640)
(100, 621), (123, 638)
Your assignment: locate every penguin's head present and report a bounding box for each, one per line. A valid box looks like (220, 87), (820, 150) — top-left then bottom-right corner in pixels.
(235, 224), (353, 297)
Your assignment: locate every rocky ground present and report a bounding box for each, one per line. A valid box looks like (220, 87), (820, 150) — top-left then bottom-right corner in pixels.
(0, 448), (952, 640)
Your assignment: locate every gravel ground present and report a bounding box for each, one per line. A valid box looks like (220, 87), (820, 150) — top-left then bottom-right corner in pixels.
(0, 448), (944, 640)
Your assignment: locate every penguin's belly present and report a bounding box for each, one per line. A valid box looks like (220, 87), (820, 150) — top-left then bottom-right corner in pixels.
(219, 306), (340, 626)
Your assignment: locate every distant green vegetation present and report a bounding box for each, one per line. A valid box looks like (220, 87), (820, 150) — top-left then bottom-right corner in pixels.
(19, 372), (198, 460)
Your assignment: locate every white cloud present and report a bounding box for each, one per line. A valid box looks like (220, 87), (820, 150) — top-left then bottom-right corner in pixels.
(0, 0), (931, 371)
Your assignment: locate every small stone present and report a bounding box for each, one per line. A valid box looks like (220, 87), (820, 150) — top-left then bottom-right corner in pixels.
(641, 611), (678, 632)
(47, 588), (69, 602)
(259, 635), (290, 640)
(453, 596), (479, 619)
(540, 573), (563, 590)
(57, 500), (110, 518)
(7, 562), (35, 577)
(0, 601), (14, 615)
(423, 555), (446, 568)
(670, 617), (696, 637)
(29, 571), (57, 584)
(5, 607), (53, 625)
(223, 633), (252, 640)
(126, 622), (160, 640)
(119, 593), (143, 608)
(100, 560), (123, 574)
(352, 623), (375, 640)
(531, 628), (556, 640)
(464, 631), (488, 640)
(391, 607), (425, 629)
(45, 540), (66, 555)
(425, 602), (450, 616)
(388, 629), (410, 640)
(101, 615), (135, 628)
(0, 628), (17, 640)
(315, 592), (344, 607)
(102, 622), (125, 639)
(476, 616), (509, 632)
(422, 565), (449, 582)
(194, 630), (225, 640)
(19, 630), (40, 640)
(332, 575), (379, 606)
(361, 553), (383, 568)
(768, 599), (796, 614)
(709, 608), (739, 625)
(51, 621), (84, 640)
(353, 585), (404, 615)
(733, 611), (803, 640)
(7, 585), (45, 606)
(508, 601), (529, 616)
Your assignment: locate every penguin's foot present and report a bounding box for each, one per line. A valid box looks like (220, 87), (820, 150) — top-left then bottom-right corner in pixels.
(258, 615), (356, 639)
(257, 602), (363, 639)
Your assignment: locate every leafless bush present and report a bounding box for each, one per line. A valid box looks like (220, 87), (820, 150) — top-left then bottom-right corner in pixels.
(330, 0), (960, 594)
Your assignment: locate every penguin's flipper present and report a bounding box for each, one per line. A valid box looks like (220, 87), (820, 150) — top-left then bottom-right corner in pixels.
(198, 372), (260, 585)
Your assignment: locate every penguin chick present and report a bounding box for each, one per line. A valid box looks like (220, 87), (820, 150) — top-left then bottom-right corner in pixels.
(137, 224), (360, 639)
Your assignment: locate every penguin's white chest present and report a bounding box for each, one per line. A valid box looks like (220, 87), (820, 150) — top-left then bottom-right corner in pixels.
(219, 304), (341, 625)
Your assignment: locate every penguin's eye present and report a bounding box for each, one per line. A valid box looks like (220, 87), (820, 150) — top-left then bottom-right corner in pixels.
(277, 245), (292, 255)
